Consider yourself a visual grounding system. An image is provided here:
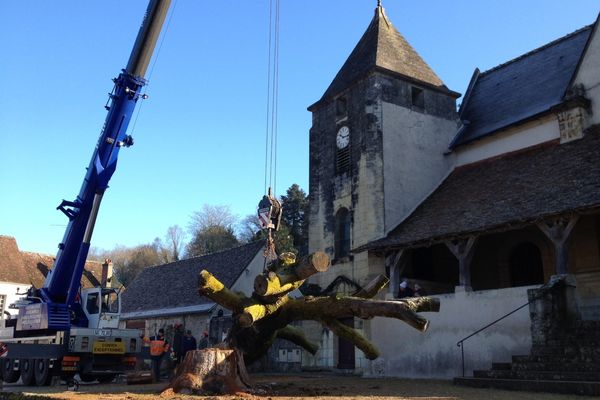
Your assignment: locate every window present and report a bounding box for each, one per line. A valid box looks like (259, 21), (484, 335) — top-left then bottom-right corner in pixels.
(411, 86), (424, 109)
(336, 96), (347, 118)
(86, 292), (99, 314)
(101, 290), (119, 313)
(334, 208), (351, 259)
(336, 146), (351, 173)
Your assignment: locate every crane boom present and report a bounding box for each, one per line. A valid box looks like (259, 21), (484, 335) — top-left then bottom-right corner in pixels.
(36, 0), (171, 321)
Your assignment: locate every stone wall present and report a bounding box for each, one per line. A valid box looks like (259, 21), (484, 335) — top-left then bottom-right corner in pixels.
(368, 286), (535, 378)
(573, 24), (600, 126)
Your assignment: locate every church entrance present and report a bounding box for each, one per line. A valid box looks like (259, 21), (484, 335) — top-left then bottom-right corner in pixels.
(337, 317), (355, 369)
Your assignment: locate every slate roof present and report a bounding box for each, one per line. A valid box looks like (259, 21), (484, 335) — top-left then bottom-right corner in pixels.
(121, 241), (265, 315)
(358, 125), (600, 252)
(309, 5), (456, 110)
(0, 235), (108, 288)
(451, 25), (593, 148)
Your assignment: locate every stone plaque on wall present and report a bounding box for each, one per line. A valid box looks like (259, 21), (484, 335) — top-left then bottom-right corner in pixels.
(557, 107), (586, 144)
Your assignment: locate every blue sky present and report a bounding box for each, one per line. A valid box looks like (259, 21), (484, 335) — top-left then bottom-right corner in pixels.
(1, 1), (598, 255)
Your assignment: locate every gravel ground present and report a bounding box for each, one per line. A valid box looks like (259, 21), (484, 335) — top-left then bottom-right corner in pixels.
(2, 373), (595, 400)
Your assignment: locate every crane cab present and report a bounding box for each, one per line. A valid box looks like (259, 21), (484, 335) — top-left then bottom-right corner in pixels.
(81, 287), (121, 329)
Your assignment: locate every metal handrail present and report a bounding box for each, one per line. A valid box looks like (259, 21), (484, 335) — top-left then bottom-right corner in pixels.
(456, 301), (530, 377)
(455, 281), (558, 377)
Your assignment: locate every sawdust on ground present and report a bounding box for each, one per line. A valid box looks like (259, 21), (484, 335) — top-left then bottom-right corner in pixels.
(2, 373), (594, 400)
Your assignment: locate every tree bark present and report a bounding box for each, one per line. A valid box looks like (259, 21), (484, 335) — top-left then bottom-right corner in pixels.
(165, 348), (251, 395)
(253, 251), (330, 297)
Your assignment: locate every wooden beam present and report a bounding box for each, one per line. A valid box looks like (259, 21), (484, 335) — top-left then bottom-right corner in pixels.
(537, 215), (579, 275)
(385, 249), (406, 295)
(445, 236), (477, 288)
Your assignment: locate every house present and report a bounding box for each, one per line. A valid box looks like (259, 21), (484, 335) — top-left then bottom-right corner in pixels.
(0, 235), (113, 317)
(121, 240), (313, 372)
(305, 2), (600, 382)
(120, 241), (265, 344)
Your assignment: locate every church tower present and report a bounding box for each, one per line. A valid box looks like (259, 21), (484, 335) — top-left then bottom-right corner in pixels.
(307, 4), (460, 292)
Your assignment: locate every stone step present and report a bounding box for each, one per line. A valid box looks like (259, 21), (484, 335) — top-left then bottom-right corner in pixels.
(474, 369), (600, 381)
(530, 347), (600, 359)
(454, 377), (600, 396)
(491, 362), (511, 371)
(513, 354), (600, 367)
(577, 318), (600, 329)
(511, 360), (600, 373)
(581, 308), (600, 320)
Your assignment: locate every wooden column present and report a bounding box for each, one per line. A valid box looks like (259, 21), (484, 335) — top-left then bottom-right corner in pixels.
(445, 236), (477, 290)
(385, 249), (407, 297)
(537, 215), (578, 275)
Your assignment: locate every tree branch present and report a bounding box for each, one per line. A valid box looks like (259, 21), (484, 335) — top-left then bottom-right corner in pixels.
(198, 270), (245, 312)
(355, 274), (389, 298)
(285, 296), (439, 332)
(323, 319), (379, 360)
(276, 325), (319, 355)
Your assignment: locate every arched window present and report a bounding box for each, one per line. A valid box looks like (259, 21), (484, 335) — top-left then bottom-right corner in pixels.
(509, 242), (544, 287)
(334, 208), (351, 259)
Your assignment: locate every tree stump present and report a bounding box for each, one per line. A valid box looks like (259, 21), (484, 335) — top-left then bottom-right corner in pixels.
(166, 348), (251, 395)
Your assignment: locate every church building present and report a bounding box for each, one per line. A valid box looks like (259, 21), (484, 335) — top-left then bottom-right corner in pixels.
(305, 3), (600, 382)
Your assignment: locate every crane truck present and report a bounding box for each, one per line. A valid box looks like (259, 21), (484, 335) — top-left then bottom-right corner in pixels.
(0, 0), (172, 386)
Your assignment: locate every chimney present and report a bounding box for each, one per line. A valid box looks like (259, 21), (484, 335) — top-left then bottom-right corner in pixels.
(101, 259), (114, 288)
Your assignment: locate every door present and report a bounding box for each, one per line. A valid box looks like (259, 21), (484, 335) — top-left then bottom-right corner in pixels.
(337, 317), (355, 369)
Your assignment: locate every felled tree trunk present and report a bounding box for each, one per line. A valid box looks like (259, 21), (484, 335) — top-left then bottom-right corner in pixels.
(168, 250), (440, 395)
(164, 348), (251, 395)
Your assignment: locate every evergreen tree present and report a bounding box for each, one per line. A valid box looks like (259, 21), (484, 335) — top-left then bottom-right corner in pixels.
(280, 184), (308, 255)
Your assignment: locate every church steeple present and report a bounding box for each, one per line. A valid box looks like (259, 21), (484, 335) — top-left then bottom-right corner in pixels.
(310, 3), (455, 109)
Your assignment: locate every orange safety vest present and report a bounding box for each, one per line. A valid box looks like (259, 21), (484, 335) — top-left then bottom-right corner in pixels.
(149, 338), (168, 356)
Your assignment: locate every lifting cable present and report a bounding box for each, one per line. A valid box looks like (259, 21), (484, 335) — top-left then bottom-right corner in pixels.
(258, 0), (283, 264)
(264, 0), (280, 195)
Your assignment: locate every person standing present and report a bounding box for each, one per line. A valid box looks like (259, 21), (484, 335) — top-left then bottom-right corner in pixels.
(397, 280), (414, 298)
(413, 283), (427, 297)
(198, 331), (209, 349)
(181, 330), (197, 360)
(172, 323), (184, 365)
(149, 329), (170, 382)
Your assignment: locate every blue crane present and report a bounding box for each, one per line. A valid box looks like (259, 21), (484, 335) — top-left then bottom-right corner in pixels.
(27, 0), (171, 330)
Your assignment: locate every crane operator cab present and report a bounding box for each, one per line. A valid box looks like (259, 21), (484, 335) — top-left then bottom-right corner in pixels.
(81, 287), (121, 329)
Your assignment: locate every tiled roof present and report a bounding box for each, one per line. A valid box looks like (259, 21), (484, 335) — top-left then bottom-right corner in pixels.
(0, 235), (109, 288)
(451, 25), (593, 148)
(121, 241), (265, 314)
(310, 5), (454, 109)
(0, 236), (31, 284)
(359, 125), (600, 252)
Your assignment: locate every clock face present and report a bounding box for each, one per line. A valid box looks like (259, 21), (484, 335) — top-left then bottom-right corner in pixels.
(336, 126), (350, 149)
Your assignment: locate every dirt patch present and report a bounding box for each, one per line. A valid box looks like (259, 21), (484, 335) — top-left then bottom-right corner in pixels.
(1, 373), (593, 400)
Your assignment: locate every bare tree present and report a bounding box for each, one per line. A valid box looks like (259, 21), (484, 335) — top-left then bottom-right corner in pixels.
(154, 225), (185, 263)
(101, 244), (162, 287)
(186, 204), (240, 258)
(189, 204), (237, 233)
(239, 214), (262, 243)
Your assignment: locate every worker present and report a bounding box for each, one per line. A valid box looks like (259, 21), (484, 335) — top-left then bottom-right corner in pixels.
(198, 331), (209, 349)
(181, 330), (197, 360)
(397, 279), (414, 298)
(149, 329), (170, 382)
(172, 323), (184, 365)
